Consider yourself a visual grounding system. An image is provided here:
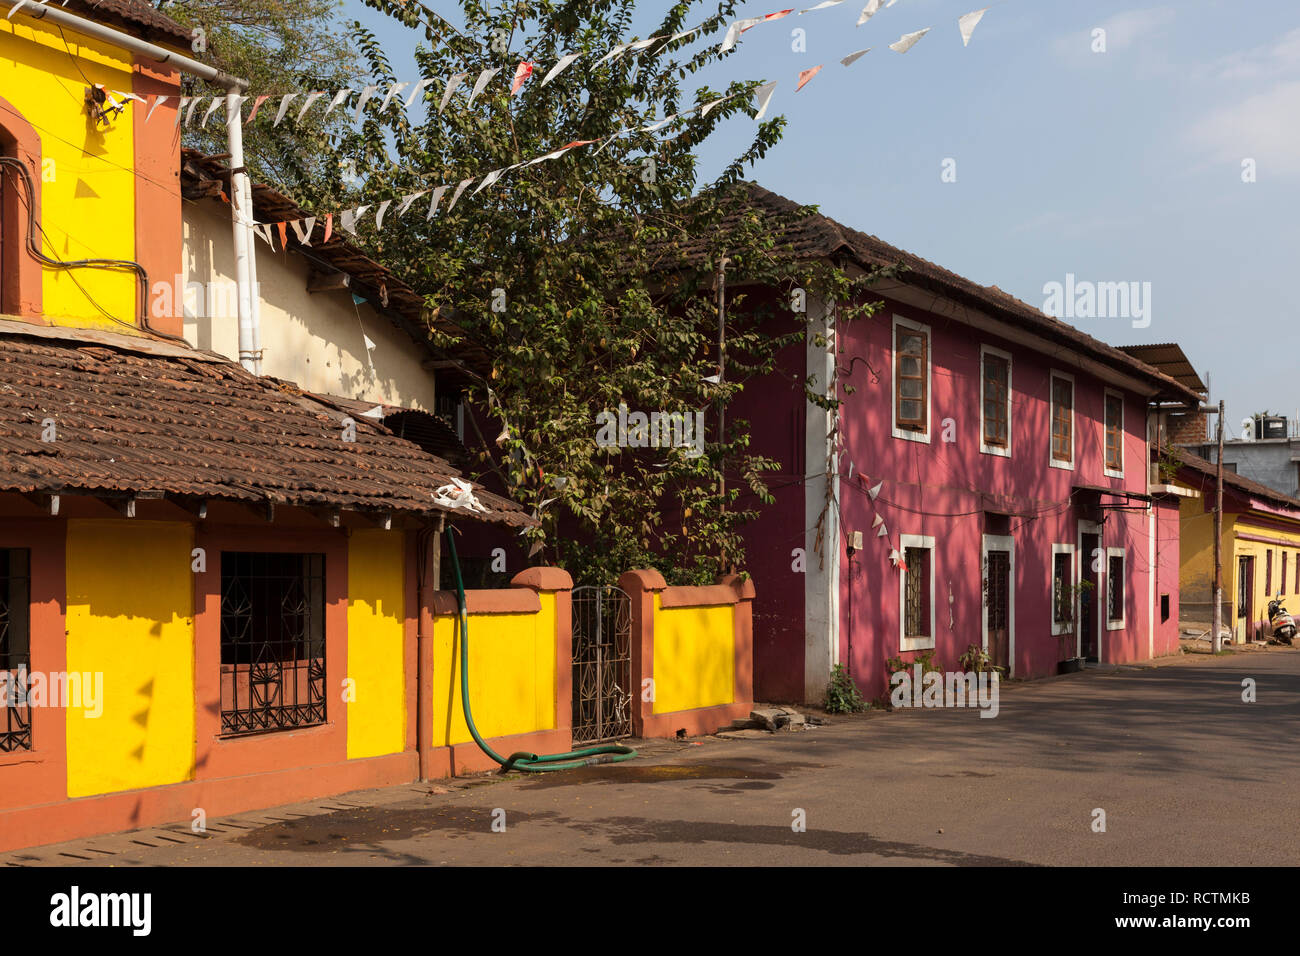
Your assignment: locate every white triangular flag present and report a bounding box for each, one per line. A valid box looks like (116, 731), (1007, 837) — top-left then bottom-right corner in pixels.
(353, 84), (379, 122)
(405, 78), (433, 108)
(542, 53), (582, 86)
(958, 8), (988, 47)
(296, 91), (325, 122)
(889, 548), (902, 566)
(596, 44), (628, 66)
(363, 335), (377, 352)
(877, 523), (888, 538)
(857, 0), (883, 26)
(146, 95), (169, 123)
(225, 95), (249, 125)
(472, 169), (504, 196)
(889, 27), (931, 53)
(7, 1), (30, 19)
(289, 217), (317, 246)
(720, 17), (761, 53)
(253, 223), (274, 247)
(426, 184), (449, 219)
(872, 514), (883, 528)
(670, 27), (700, 41)
(185, 96), (203, 126)
(630, 36), (661, 52)
(321, 88), (353, 120)
(340, 205), (370, 236)
(373, 199), (392, 231)
(467, 67), (501, 106)
(641, 113), (678, 132)
(752, 81), (778, 120)
(840, 48), (871, 66)
(201, 97), (224, 126)
(440, 72), (468, 112)
(700, 94), (732, 118)
(273, 94), (298, 127)
(802, 1), (844, 12)
(379, 81), (410, 112)
(446, 178), (474, 212)
(869, 480), (883, 500)
(361, 403), (385, 418)
(397, 190), (427, 216)
(174, 96), (190, 126)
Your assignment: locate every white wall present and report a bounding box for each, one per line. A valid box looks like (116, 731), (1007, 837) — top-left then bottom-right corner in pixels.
(804, 295), (840, 703)
(180, 200), (437, 411)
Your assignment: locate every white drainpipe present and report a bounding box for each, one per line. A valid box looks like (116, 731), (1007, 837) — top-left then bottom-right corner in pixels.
(2, 0), (257, 372)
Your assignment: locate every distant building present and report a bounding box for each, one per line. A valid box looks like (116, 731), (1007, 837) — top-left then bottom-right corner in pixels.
(1182, 421), (1300, 501)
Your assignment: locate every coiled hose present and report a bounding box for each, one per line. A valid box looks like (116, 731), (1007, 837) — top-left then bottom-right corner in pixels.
(445, 527), (637, 772)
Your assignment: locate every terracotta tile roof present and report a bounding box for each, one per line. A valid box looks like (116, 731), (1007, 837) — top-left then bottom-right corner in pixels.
(655, 183), (1202, 406)
(1170, 446), (1300, 514)
(0, 321), (531, 526)
(63, 0), (193, 47)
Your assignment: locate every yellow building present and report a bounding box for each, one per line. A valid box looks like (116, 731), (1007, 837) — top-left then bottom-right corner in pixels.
(1173, 447), (1300, 643)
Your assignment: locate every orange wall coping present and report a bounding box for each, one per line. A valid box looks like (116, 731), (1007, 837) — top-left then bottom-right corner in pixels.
(428, 588), (541, 616)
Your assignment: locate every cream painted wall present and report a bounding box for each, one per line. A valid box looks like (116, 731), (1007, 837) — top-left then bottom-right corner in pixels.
(181, 200), (437, 411)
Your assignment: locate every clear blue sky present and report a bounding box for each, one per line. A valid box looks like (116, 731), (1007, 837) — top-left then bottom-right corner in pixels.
(344, 0), (1300, 430)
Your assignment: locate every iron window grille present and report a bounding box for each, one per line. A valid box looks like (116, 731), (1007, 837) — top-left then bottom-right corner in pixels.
(903, 547), (931, 639)
(1052, 552), (1074, 632)
(1108, 555), (1125, 623)
(220, 551), (326, 736)
(1, 548), (32, 753)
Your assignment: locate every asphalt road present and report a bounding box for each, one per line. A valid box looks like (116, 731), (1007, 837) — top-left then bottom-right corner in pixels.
(6, 646), (1298, 867)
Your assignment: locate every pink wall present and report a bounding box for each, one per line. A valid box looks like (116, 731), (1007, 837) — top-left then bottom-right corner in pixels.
(833, 295), (1158, 698)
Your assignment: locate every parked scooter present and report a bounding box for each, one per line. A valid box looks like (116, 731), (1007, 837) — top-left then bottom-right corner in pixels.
(1267, 594), (1296, 644)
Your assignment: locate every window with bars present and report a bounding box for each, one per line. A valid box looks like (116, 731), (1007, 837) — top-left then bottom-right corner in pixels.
(1104, 392), (1124, 474)
(1052, 551), (1074, 633)
(220, 552), (326, 736)
(903, 547), (931, 641)
(894, 324), (928, 434)
(1266, 550), (1273, 596)
(1051, 376), (1073, 465)
(1283, 553), (1289, 597)
(1107, 553), (1125, 625)
(1, 548), (32, 753)
(982, 351), (1010, 451)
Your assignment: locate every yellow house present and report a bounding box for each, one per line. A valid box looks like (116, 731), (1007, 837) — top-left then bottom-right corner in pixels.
(1172, 447), (1300, 643)
(0, 0), (538, 854)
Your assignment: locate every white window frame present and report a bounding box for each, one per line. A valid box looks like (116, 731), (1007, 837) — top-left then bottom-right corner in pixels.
(1105, 547), (1126, 630)
(891, 315), (932, 444)
(981, 534), (1016, 677)
(1051, 542), (1077, 637)
(1048, 370), (1075, 471)
(1103, 388), (1125, 479)
(979, 345), (1013, 458)
(899, 533), (936, 651)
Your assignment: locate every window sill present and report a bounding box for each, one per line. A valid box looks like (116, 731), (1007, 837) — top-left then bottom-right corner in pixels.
(893, 427), (931, 444)
(900, 635), (935, 652)
(1049, 459), (1075, 471)
(980, 443), (1011, 458)
(1106, 620), (1125, 631)
(1104, 468), (1124, 480)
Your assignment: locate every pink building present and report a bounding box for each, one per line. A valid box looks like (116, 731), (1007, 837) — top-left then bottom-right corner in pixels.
(725, 188), (1199, 703)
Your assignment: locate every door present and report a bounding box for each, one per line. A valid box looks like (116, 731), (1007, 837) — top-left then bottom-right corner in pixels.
(571, 585), (633, 743)
(1237, 555), (1253, 644)
(982, 537), (1012, 673)
(1080, 532), (1101, 661)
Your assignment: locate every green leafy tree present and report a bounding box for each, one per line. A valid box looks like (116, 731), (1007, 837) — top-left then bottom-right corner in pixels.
(334, 0), (883, 584)
(156, 0), (358, 205)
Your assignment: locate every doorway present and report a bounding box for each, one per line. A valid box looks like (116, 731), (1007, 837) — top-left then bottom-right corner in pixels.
(1078, 521), (1103, 662)
(982, 535), (1014, 675)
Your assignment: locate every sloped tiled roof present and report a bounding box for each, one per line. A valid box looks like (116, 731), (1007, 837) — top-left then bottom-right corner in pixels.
(62, 0), (194, 47)
(654, 183), (1202, 406)
(0, 321), (530, 526)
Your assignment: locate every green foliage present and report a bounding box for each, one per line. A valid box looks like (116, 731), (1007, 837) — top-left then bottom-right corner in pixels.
(330, 1), (887, 582)
(956, 642), (1005, 677)
(884, 649), (942, 682)
(823, 663), (866, 714)
(159, 0), (358, 205)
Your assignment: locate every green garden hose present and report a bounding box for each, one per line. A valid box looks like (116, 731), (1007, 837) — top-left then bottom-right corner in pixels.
(445, 527), (637, 773)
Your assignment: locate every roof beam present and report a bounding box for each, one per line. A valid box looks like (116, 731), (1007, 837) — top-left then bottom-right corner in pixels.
(22, 492), (59, 516)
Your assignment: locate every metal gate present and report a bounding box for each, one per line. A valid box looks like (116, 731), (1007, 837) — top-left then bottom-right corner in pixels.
(571, 585), (632, 743)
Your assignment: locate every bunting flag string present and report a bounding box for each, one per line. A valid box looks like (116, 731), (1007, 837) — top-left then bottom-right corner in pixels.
(221, 5), (996, 242)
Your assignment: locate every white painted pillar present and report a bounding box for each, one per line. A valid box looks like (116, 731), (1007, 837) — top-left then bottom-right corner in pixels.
(804, 296), (840, 704)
